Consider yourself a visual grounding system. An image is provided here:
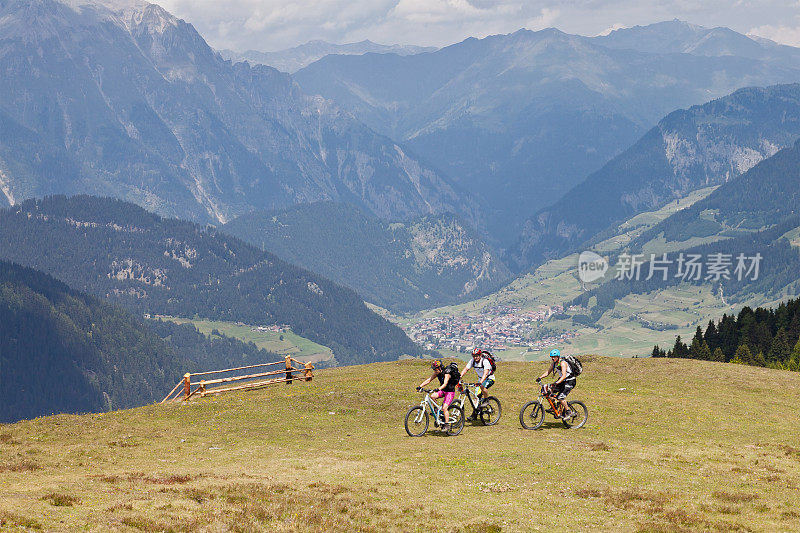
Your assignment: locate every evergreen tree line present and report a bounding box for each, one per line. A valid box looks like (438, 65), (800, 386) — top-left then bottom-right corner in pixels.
(0, 196), (423, 366)
(652, 298), (800, 371)
(574, 217), (800, 318)
(0, 261), (286, 423)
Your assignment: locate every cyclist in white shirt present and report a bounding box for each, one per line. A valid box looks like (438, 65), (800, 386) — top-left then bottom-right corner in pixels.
(460, 347), (495, 421)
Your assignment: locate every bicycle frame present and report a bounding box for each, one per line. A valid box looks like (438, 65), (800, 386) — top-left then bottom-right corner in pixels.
(455, 383), (482, 412)
(416, 392), (449, 425)
(539, 384), (564, 417)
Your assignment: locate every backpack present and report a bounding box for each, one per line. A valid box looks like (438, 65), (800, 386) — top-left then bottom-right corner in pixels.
(481, 351), (497, 374)
(445, 362), (460, 380)
(562, 355), (583, 377)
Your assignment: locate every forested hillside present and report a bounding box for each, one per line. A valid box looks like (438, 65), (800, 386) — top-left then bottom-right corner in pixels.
(633, 138), (800, 246)
(574, 218), (800, 317)
(654, 298), (800, 371)
(222, 202), (511, 312)
(0, 196), (422, 366)
(0, 260), (285, 423)
(508, 84), (800, 270)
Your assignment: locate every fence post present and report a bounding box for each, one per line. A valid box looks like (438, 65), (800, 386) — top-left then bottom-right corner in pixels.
(183, 373), (191, 401)
(303, 361), (314, 382)
(285, 355), (292, 385)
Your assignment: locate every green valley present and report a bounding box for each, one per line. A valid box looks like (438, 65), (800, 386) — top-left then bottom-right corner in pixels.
(154, 316), (334, 364)
(397, 187), (742, 360)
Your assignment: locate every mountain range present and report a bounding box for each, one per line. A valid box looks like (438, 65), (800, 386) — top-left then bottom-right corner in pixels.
(0, 0), (468, 225)
(0, 195), (422, 365)
(294, 21), (800, 243)
(220, 40), (436, 73)
(222, 202), (511, 312)
(506, 83), (800, 271)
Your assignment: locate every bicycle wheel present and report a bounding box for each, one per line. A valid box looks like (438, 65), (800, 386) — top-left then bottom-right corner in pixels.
(519, 400), (545, 430)
(404, 406), (429, 437)
(561, 401), (588, 429)
(445, 404), (465, 436)
(479, 396), (502, 426)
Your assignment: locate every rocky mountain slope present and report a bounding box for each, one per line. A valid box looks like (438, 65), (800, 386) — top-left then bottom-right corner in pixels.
(222, 202), (511, 312)
(294, 21), (800, 243)
(0, 0), (468, 224)
(506, 84), (800, 271)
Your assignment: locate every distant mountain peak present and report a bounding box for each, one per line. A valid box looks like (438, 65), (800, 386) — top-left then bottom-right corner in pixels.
(594, 19), (789, 58)
(222, 39), (436, 72)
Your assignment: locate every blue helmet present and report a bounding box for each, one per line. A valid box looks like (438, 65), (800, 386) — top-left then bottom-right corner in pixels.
(549, 349), (561, 358)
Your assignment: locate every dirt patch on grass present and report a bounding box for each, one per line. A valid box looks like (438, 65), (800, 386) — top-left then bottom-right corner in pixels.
(577, 486), (712, 530)
(41, 492), (81, 507)
(778, 445), (800, 459)
(0, 459), (40, 472)
(454, 521), (503, 533)
(0, 433), (17, 445)
(107, 480), (433, 532)
(713, 491), (758, 503)
(0, 511), (42, 530)
(93, 472), (194, 485)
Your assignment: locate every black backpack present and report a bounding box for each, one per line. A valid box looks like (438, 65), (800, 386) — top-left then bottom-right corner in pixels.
(445, 362), (460, 378)
(562, 355), (583, 377)
(481, 351), (497, 374)
(443, 362), (460, 386)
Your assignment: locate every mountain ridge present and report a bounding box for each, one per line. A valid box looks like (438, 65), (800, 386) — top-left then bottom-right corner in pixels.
(0, 195), (423, 365)
(222, 202), (511, 313)
(0, 0), (470, 225)
(294, 22), (800, 242)
(505, 83), (800, 271)
(220, 39), (436, 73)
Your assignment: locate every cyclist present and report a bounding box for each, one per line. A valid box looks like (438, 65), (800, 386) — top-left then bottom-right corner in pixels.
(536, 348), (576, 419)
(417, 360), (460, 432)
(461, 347), (495, 420)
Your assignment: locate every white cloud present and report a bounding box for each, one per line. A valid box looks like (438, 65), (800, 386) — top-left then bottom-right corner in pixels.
(749, 23), (800, 47)
(154, 0), (800, 53)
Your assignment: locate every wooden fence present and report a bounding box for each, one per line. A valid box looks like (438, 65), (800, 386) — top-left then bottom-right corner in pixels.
(161, 356), (314, 403)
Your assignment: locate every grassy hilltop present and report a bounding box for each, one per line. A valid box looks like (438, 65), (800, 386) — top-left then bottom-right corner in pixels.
(2, 358), (800, 532)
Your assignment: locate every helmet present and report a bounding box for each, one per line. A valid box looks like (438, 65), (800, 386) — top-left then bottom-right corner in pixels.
(431, 360), (443, 370)
(472, 347), (482, 357)
(550, 349), (561, 358)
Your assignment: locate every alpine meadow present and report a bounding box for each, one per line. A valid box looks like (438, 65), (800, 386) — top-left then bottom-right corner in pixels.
(2, 1), (800, 531)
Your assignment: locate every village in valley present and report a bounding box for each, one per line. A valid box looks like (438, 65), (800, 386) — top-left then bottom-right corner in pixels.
(401, 305), (578, 354)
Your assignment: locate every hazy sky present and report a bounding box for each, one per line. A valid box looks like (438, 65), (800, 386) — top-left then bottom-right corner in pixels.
(156, 0), (800, 52)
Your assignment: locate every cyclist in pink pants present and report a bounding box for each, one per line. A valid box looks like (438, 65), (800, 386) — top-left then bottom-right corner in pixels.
(417, 360), (460, 432)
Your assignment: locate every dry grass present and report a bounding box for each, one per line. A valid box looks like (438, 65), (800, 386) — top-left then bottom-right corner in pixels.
(1, 357), (799, 532)
(0, 511), (42, 530)
(0, 459), (40, 472)
(712, 491), (758, 503)
(41, 492), (81, 506)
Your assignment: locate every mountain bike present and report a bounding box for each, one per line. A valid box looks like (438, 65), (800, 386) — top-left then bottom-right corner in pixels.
(405, 388), (465, 436)
(454, 382), (502, 426)
(519, 382), (588, 430)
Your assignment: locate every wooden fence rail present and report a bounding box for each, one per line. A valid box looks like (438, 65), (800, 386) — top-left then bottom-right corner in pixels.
(160, 355), (314, 403)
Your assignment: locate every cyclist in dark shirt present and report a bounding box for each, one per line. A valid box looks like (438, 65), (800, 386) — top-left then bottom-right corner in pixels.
(418, 360), (460, 432)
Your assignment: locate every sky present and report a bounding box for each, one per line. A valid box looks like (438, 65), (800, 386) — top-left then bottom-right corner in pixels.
(155, 0), (800, 52)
